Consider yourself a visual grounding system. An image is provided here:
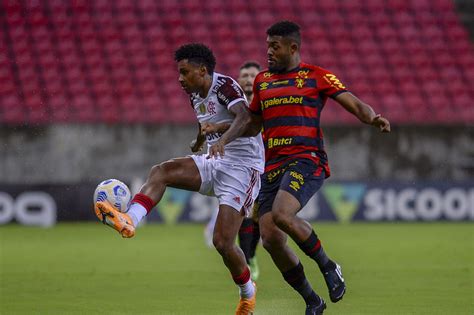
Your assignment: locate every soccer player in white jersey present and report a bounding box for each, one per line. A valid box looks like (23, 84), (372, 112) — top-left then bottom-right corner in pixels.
(200, 61), (262, 281)
(94, 43), (264, 315)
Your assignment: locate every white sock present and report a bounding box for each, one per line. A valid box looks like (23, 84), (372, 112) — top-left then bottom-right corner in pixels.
(238, 280), (255, 298)
(126, 203), (147, 227)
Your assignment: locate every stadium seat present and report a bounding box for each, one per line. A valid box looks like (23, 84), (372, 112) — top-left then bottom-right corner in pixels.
(1, 0), (473, 125)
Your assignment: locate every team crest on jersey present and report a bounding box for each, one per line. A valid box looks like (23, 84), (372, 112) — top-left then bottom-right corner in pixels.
(207, 101), (216, 115)
(295, 70), (309, 89)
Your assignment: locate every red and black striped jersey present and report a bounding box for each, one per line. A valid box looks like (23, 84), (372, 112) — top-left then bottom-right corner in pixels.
(249, 62), (348, 175)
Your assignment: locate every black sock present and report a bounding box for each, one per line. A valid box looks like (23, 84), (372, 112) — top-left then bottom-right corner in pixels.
(238, 218), (254, 264)
(297, 230), (333, 272)
(282, 262), (321, 306)
(249, 220), (260, 259)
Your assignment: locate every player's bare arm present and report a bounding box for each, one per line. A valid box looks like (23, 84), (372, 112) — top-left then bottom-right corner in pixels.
(244, 111), (263, 137)
(191, 122), (232, 152)
(202, 112), (262, 138)
(190, 123), (206, 152)
(207, 101), (252, 158)
(201, 122), (231, 135)
(335, 92), (391, 132)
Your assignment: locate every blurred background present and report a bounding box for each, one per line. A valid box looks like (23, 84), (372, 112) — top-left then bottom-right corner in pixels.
(0, 0), (472, 225)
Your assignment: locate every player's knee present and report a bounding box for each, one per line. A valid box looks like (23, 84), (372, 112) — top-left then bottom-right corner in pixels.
(260, 231), (284, 253)
(147, 161), (172, 185)
(272, 209), (292, 230)
(148, 164), (164, 181)
(212, 234), (234, 255)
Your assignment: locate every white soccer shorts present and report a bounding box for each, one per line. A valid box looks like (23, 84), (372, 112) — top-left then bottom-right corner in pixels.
(191, 154), (261, 216)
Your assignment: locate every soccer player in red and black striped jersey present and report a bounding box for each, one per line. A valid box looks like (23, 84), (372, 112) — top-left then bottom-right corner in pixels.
(230, 21), (390, 315)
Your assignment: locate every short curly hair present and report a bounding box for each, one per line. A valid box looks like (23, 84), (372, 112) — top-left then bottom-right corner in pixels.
(266, 20), (301, 46)
(174, 43), (216, 75)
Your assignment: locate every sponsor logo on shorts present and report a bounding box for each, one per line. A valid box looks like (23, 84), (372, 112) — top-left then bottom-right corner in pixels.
(266, 161), (298, 182)
(289, 171), (304, 192)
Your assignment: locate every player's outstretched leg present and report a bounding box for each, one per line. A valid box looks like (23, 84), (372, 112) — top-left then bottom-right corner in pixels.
(259, 212), (325, 313)
(95, 157), (202, 238)
(213, 205), (256, 315)
(95, 201), (135, 238)
(272, 190), (346, 303)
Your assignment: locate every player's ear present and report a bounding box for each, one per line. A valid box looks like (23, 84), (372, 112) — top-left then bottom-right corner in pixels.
(199, 64), (207, 76)
(290, 42), (299, 54)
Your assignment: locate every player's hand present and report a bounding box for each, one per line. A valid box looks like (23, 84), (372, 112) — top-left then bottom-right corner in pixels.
(371, 114), (391, 133)
(207, 140), (225, 159)
(190, 139), (204, 152)
(201, 122), (220, 135)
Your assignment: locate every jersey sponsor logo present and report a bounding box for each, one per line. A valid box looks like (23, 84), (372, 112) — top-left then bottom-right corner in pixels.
(231, 81), (243, 95)
(272, 80), (289, 86)
(261, 96), (304, 109)
(213, 77), (228, 93)
(217, 91), (230, 105)
(267, 137), (293, 149)
(214, 75), (244, 106)
(263, 72), (273, 78)
(206, 132), (223, 141)
(259, 82), (270, 90)
(323, 74), (346, 89)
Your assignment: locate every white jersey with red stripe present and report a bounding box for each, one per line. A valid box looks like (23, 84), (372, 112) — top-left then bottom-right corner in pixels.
(190, 72), (264, 173)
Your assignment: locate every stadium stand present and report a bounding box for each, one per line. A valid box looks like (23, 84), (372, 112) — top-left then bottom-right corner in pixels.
(0, 0), (472, 124)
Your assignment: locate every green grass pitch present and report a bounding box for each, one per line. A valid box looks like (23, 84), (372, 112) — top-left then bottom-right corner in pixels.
(1, 223), (472, 314)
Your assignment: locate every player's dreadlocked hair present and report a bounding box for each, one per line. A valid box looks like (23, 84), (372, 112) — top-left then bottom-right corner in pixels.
(174, 43), (216, 75)
(240, 60), (261, 71)
(266, 20), (301, 46)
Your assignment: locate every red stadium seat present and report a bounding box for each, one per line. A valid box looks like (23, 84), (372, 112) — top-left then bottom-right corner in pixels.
(1, 0), (472, 125)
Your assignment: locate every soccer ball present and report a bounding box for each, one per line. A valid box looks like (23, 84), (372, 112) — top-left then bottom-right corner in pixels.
(93, 179), (132, 213)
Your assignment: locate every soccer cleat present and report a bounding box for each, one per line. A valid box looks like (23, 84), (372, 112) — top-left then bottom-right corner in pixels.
(249, 257), (260, 281)
(235, 282), (256, 315)
(323, 262), (346, 303)
(95, 201), (135, 238)
(305, 298), (326, 315)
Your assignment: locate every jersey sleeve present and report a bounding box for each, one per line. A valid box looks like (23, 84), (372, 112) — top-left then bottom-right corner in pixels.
(249, 74), (262, 115)
(216, 77), (247, 109)
(317, 68), (348, 99)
